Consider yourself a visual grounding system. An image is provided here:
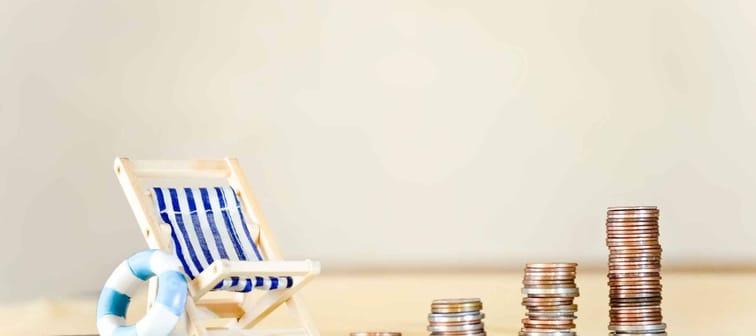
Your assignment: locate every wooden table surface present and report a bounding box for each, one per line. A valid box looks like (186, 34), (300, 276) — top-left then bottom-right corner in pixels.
(1, 270), (754, 335)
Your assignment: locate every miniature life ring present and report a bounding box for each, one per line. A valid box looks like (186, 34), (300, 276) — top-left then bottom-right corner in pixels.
(97, 249), (188, 336)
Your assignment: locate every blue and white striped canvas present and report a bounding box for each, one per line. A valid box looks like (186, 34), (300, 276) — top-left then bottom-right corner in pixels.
(152, 186), (294, 292)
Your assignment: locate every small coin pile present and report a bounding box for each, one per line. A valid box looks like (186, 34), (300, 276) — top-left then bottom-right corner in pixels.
(606, 206), (666, 336)
(427, 298), (486, 336)
(520, 263), (580, 336)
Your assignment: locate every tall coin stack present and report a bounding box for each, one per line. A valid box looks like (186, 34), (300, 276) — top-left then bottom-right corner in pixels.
(520, 263), (580, 336)
(606, 206), (666, 335)
(427, 298), (486, 336)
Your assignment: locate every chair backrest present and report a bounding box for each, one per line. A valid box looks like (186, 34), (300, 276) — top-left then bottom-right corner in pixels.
(153, 186), (264, 279)
(114, 158), (284, 263)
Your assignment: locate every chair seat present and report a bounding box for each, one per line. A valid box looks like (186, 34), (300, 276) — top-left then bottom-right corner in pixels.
(215, 276), (294, 292)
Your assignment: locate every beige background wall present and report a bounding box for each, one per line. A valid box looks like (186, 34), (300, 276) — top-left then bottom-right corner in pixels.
(1, 1), (755, 300)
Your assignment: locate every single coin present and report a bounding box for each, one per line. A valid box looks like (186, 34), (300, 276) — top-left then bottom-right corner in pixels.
(519, 332), (575, 336)
(428, 312), (485, 323)
(428, 323), (484, 332)
(609, 323), (666, 331)
(607, 206), (658, 211)
(526, 263), (578, 268)
(432, 298), (481, 305)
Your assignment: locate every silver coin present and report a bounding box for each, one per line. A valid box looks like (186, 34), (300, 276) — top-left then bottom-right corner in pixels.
(609, 323), (667, 332)
(521, 287), (580, 295)
(428, 312), (485, 323)
(428, 323), (484, 332)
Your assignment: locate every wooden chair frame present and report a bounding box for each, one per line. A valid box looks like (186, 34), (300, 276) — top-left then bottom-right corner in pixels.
(114, 157), (320, 336)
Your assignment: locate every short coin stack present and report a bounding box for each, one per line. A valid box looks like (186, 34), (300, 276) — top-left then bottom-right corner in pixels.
(606, 206), (666, 336)
(520, 263), (580, 336)
(427, 298), (486, 336)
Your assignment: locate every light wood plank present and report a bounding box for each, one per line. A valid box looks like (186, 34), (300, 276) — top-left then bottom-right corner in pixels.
(132, 159), (230, 178)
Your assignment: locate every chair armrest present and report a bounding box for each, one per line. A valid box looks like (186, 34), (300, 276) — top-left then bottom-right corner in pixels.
(189, 259), (320, 299)
(225, 259), (320, 277)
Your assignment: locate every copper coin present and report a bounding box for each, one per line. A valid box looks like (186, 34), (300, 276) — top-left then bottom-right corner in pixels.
(524, 271), (576, 277)
(523, 279), (576, 284)
(605, 222), (659, 227)
(526, 263), (578, 268)
(522, 319), (575, 326)
(607, 205), (658, 210)
(607, 234), (659, 240)
(606, 217), (659, 222)
(522, 300), (575, 307)
(605, 220), (659, 225)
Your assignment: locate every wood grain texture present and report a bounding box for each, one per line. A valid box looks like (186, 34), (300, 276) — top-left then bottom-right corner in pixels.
(1, 271), (753, 335)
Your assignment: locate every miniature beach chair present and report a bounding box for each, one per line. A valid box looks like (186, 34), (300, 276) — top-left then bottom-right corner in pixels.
(114, 158), (320, 336)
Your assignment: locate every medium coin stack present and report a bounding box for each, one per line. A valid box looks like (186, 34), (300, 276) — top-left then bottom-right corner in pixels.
(427, 298), (486, 336)
(520, 263), (580, 336)
(606, 206), (666, 336)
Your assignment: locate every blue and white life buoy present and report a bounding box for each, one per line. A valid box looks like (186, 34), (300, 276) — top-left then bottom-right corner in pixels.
(97, 249), (188, 336)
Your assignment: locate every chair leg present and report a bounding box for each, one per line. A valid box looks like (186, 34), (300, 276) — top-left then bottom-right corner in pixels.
(286, 294), (319, 336)
(184, 300), (208, 336)
(146, 277), (158, 309)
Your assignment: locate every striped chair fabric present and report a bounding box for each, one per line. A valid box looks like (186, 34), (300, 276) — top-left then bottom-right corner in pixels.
(152, 186), (293, 292)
